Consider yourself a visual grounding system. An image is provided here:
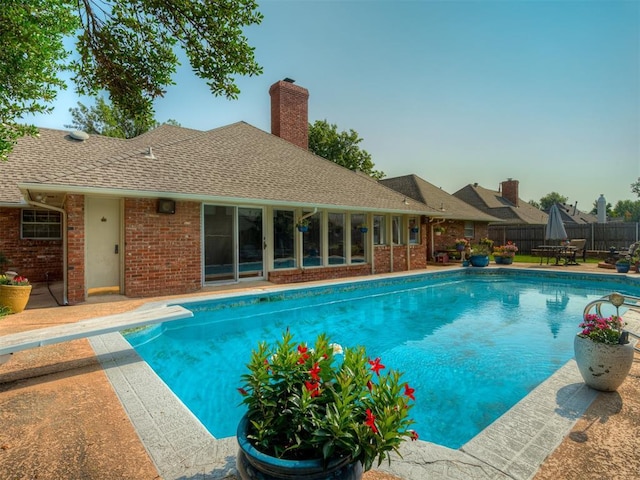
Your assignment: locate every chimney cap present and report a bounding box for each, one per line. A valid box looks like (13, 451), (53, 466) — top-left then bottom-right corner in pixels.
(283, 77), (295, 83)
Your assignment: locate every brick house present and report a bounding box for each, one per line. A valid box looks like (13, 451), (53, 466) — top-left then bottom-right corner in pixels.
(453, 179), (549, 225)
(1, 79), (446, 304)
(380, 174), (500, 260)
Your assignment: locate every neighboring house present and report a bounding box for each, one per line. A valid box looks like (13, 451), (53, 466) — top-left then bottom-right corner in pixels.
(380, 174), (500, 258)
(1, 79), (443, 304)
(549, 202), (598, 224)
(453, 179), (549, 225)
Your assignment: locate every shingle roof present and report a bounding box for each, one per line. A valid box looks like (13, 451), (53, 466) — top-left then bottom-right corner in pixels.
(452, 183), (549, 225)
(552, 202), (598, 224)
(380, 175), (500, 222)
(3, 123), (442, 215)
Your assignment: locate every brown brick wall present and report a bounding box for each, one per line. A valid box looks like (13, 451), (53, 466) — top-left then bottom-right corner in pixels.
(269, 264), (371, 284)
(67, 195), (86, 303)
(0, 207), (63, 283)
(430, 221), (490, 259)
(269, 80), (309, 150)
(124, 198), (202, 297)
(501, 179), (519, 207)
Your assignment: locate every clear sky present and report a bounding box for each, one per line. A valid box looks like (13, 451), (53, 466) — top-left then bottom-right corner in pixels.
(29, 0), (639, 211)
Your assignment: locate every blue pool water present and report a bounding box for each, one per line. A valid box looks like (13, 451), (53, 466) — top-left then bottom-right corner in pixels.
(123, 271), (638, 449)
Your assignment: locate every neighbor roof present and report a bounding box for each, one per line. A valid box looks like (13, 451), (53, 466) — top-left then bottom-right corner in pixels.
(453, 183), (549, 225)
(3, 123), (442, 215)
(380, 175), (500, 222)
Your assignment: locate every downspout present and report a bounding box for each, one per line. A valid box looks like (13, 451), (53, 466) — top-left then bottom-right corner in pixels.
(297, 208), (317, 269)
(429, 219), (446, 261)
(27, 200), (68, 305)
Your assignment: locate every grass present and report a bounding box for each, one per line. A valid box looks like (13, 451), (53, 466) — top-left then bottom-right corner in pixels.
(513, 254), (600, 264)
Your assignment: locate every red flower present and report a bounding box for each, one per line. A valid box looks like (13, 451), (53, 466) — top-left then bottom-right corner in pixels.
(305, 381), (321, 397)
(365, 408), (378, 433)
(410, 430), (419, 441)
(404, 383), (415, 400)
(309, 362), (321, 381)
(368, 357), (385, 376)
(237, 387), (248, 396)
(366, 380), (373, 391)
(297, 344), (310, 364)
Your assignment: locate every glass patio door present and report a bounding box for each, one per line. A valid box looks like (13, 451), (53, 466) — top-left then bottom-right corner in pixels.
(238, 207), (263, 279)
(204, 205), (263, 283)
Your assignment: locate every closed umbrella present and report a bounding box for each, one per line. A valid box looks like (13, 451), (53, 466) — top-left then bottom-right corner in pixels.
(545, 204), (567, 242)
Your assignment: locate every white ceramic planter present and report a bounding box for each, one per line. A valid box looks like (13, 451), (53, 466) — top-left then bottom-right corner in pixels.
(574, 335), (636, 392)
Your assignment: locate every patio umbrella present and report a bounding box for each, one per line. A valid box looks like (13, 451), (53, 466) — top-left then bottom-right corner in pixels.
(545, 203), (567, 242)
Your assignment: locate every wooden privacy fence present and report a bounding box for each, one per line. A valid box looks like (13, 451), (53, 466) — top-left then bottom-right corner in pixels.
(488, 223), (640, 255)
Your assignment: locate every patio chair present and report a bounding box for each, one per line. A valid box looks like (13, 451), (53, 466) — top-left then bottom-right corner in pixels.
(563, 238), (586, 265)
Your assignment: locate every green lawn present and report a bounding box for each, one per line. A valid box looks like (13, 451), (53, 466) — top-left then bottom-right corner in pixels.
(513, 254), (600, 264)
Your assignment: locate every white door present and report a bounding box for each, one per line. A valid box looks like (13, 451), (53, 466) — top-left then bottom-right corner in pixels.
(86, 197), (121, 294)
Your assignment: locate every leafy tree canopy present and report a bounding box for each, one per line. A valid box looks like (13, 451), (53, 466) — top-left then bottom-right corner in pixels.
(308, 120), (384, 180)
(632, 178), (640, 197)
(1, 0), (262, 160)
(611, 199), (640, 222)
(66, 97), (179, 139)
(539, 192), (568, 211)
(528, 199), (541, 209)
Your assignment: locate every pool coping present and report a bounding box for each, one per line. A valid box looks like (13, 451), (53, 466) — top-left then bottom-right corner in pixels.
(89, 269), (640, 480)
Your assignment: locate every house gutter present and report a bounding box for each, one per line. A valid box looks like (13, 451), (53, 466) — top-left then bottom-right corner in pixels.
(26, 200), (68, 306)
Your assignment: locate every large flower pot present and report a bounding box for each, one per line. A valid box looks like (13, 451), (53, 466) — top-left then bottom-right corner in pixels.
(615, 263), (630, 273)
(469, 255), (489, 267)
(0, 284), (32, 313)
(236, 415), (363, 480)
(574, 335), (635, 391)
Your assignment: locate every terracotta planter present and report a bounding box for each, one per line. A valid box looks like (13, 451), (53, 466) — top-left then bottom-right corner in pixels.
(574, 335), (635, 391)
(236, 415), (363, 480)
(0, 284), (32, 313)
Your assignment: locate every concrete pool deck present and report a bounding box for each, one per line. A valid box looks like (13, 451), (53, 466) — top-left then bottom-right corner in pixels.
(1, 263), (639, 479)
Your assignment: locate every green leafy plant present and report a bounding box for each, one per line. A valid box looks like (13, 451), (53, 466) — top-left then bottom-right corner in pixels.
(434, 226), (445, 234)
(296, 217), (310, 228)
(238, 330), (417, 472)
(578, 314), (625, 345)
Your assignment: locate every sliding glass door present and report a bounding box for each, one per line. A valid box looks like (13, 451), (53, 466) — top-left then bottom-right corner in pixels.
(204, 205), (263, 282)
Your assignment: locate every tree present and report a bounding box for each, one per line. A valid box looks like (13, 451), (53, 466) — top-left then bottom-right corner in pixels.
(66, 97), (179, 139)
(528, 199), (541, 209)
(632, 178), (640, 197)
(308, 120), (384, 180)
(1, 0), (262, 160)
(612, 199), (640, 222)
(539, 192), (568, 211)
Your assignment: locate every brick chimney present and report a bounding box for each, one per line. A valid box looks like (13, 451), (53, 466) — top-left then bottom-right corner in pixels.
(501, 178), (519, 207)
(269, 78), (309, 150)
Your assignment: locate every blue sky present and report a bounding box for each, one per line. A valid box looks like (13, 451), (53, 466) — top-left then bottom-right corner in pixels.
(30, 0), (639, 211)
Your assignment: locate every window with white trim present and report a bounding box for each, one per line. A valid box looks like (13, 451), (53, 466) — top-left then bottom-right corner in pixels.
(373, 215), (386, 245)
(21, 209), (62, 239)
(464, 221), (475, 239)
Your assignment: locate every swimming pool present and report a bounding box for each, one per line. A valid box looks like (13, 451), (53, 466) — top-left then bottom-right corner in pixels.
(123, 270), (639, 449)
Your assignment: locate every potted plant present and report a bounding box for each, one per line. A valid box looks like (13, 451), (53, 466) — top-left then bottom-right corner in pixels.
(296, 218), (310, 232)
(454, 239), (469, 252)
(492, 241), (518, 265)
(433, 226), (445, 236)
(468, 238), (493, 267)
(574, 306), (635, 391)
(615, 257), (631, 273)
(0, 274), (32, 314)
(236, 330), (418, 479)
